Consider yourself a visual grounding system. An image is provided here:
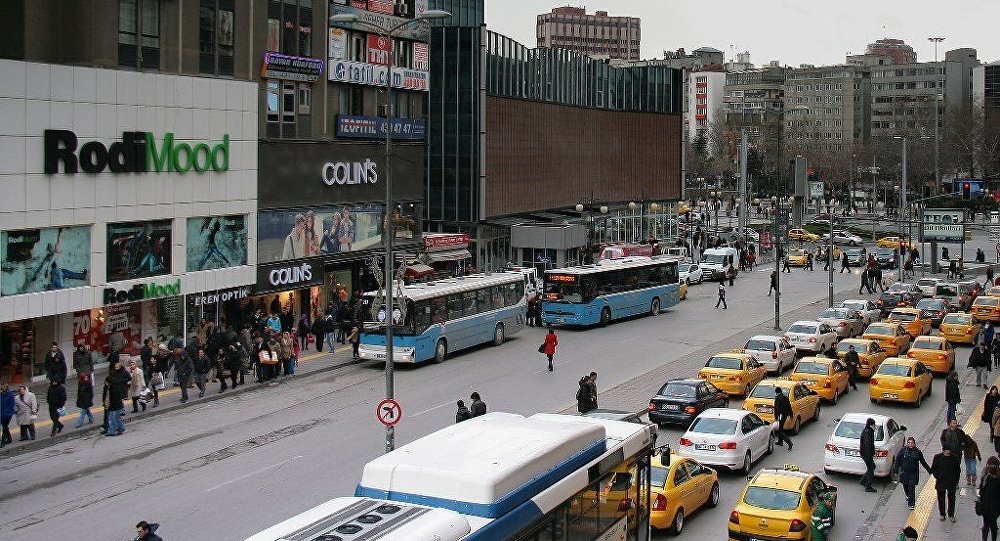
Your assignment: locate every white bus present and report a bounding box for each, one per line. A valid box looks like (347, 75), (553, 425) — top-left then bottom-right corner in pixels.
(246, 413), (657, 541)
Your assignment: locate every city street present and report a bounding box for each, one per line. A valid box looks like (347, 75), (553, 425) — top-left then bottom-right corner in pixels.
(2, 243), (989, 541)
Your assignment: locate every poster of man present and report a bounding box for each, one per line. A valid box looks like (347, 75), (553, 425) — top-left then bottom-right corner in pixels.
(186, 215), (248, 272)
(258, 204), (383, 263)
(1, 226), (91, 296)
(106, 220), (173, 282)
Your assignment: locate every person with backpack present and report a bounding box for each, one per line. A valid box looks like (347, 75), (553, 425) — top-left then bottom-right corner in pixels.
(455, 400), (472, 423)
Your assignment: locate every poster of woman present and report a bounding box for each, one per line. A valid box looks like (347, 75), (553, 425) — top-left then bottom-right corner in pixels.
(258, 203), (383, 263)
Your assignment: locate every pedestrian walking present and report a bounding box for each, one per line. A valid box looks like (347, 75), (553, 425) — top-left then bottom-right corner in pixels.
(257, 339), (278, 383)
(727, 264), (736, 286)
(127, 359), (145, 413)
(893, 437), (932, 510)
(46, 379), (66, 437)
(14, 384), (38, 440)
(992, 335), (1000, 369)
(542, 328), (558, 371)
(311, 316), (326, 353)
(297, 313), (311, 351)
(988, 266), (996, 290)
(964, 432), (982, 486)
(971, 343), (993, 389)
(873, 264), (884, 292)
(324, 314), (337, 352)
(806, 252), (814, 271)
(809, 491), (836, 541)
(469, 392), (487, 417)
(980, 456), (1000, 541)
(588, 372), (598, 409)
(993, 406), (1000, 456)
(941, 418), (968, 457)
(0, 383), (14, 447)
(192, 349), (211, 397)
(576, 376), (592, 413)
(715, 283), (728, 309)
(175, 349), (194, 403)
(860, 417), (878, 492)
(782, 251), (791, 273)
(527, 294), (540, 327)
(134, 520), (163, 541)
(859, 268), (873, 295)
(768, 271), (778, 296)
(74, 372), (95, 428)
(945, 371), (962, 421)
(44, 341), (67, 384)
(841, 251), (850, 273)
(348, 325), (360, 361)
(105, 360), (129, 436)
(931, 443), (961, 522)
(985, 386), (999, 440)
(773, 387), (793, 449)
(73, 343), (94, 378)
(455, 400), (472, 423)
(822, 247), (830, 271)
(844, 345), (861, 390)
(220, 344), (241, 392)
(985, 324), (996, 349)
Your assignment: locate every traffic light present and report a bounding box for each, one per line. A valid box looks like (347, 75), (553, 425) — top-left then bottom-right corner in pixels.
(807, 168), (817, 181)
(963, 182), (971, 200)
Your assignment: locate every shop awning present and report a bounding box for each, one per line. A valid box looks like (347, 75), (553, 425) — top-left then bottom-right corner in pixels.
(405, 263), (435, 279)
(424, 249), (472, 263)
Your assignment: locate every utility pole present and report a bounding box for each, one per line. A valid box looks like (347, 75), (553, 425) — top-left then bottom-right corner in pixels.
(739, 130), (749, 242)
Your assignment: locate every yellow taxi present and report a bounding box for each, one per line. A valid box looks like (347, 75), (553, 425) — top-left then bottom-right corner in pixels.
(876, 236), (909, 249)
(986, 286), (1000, 298)
(789, 357), (851, 404)
(785, 249), (810, 267)
(869, 358), (934, 406)
(886, 307), (933, 338)
(835, 338), (888, 378)
(743, 379), (821, 434)
(698, 353), (767, 397)
(906, 335), (955, 375)
(728, 465), (837, 541)
(650, 453), (720, 534)
(788, 228), (820, 242)
(939, 312), (982, 345)
(972, 295), (1000, 323)
(862, 322), (912, 356)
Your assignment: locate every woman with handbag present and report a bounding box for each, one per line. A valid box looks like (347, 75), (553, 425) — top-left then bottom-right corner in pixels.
(980, 456), (1000, 541)
(542, 328), (558, 372)
(894, 436), (932, 510)
(14, 384), (38, 441)
(46, 379), (66, 436)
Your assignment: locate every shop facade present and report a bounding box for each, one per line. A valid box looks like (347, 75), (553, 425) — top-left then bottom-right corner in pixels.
(255, 140), (423, 324)
(0, 60), (258, 382)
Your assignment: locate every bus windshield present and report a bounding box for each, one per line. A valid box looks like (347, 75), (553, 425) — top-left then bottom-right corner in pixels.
(544, 275), (591, 303)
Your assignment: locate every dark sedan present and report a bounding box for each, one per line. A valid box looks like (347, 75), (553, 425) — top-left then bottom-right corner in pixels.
(915, 297), (951, 327)
(844, 247), (868, 267)
(874, 247), (899, 269)
(648, 378), (729, 427)
(875, 283), (922, 315)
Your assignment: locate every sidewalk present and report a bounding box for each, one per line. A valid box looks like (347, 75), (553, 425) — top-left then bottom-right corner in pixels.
(1, 342), (359, 457)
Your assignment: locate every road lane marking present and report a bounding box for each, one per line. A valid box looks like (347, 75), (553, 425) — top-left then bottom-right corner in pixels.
(205, 455), (303, 492)
(411, 402), (452, 417)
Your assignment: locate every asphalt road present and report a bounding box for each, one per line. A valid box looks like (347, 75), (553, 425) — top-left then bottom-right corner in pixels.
(0, 244), (987, 541)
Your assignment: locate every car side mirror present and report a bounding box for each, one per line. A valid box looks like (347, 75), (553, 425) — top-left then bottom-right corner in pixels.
(899, 425), (907, 432)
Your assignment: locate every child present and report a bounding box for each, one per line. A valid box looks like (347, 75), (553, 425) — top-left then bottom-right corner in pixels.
(964, 432), (982, 486)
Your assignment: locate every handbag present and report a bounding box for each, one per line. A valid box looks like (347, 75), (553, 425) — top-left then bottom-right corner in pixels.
(538, 343), (546, 353)
(57, 406), (67, 417)
(150, 371), (164, 388)
(976, 496), (983, 516)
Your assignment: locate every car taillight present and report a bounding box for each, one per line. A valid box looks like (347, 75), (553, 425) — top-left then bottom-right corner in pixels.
(729, 511), (740, 525)
(839, 322), (847, 327)
(790, 519), (807, 532)
(648, 402), (656, 411)
(937, 354), (946, 360)
(652, 493), (668, 511)
(825, 443), (839, 452)
(898, 301), (906, 306)
(823, 378), (832, 388)
(719, 442), (738, 450)
(907, 351), (915, 358)
(968, 328), (975, 334)
(876, 450), (889, 458)
(772, 350), (778, 359)
(809, 336), (817, 343)
(684, 406), (697, 414)
(904, 381), (916, 389)
(680, 437), (693, 446)
(870, 378), (879, 386)
(618, 498), (632, 511)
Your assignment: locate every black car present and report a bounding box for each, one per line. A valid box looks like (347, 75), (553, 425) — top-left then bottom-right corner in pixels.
(876, 283), (922, 316)
(915, 297), (951, 326)
(844, 247), (867, 267)
(874, 248), (899, 269)
(648, 378), (729, 427)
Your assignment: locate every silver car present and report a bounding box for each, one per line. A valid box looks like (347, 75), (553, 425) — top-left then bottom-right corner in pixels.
(840, 299), (881, 326)
(818, 307), (865, 338)
(741, 335), (797, 374)
(917, 278), (942, 298)
(823, 229), (863, 246)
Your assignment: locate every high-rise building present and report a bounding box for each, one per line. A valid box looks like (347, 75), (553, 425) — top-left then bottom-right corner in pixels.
(536, 6), (640, 60)
(724, 65), (787, 160)
(782, 65), (872, 152)
(687, 68), (727, 146)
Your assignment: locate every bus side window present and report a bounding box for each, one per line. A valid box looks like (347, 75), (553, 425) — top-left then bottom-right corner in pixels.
(648, 264), (663, 285)
(492, 285), (504, 308)
(431, 297), (447, 323)
(414, 300), (431, 333)
(463, 290), (478, 315)
(504, 282), (520, 306)
(477, 287), (494, 312)
(665, 263), (678, 284)
(448, 294), (465, 319)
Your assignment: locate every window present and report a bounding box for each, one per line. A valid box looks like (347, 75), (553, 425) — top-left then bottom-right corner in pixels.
(199, 0), (235, 76)
(119, 0), (160, 69)
(267, 0), (312, 56)
(339, 86), (365, 116)
(298, 85), (311, 115)
(265, 80), (302, 138)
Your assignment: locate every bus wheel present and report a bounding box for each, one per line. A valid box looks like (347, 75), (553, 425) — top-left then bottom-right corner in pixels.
(493, 323), (505, 346)
(433, 339), (447, 364)
(600, 307), (611, 327)
(650, 298), (661, 316)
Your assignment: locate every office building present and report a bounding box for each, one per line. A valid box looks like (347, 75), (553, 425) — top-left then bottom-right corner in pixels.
(724, 64), (786, 160)
(536, 6), (640, 61)
(782, 65), (872, 153)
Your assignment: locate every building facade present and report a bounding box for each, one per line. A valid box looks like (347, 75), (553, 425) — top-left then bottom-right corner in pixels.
(782, 65), (872, 153)
(865, 38), (917, 65)
(687, 68), (727, 146)
(536, 6), (640, 61)
(0, 0), (258, 381)
(724, 65), (786, 160)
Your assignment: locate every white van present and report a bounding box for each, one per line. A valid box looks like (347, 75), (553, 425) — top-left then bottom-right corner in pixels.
(699, 247), (739, 281)
(505, 265), (540, 300)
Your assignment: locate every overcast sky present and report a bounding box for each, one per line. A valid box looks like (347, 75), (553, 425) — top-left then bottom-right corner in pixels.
(485, 0), (1000, 67)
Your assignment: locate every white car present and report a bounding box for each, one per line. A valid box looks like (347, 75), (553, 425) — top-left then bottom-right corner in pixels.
(817, 307), (865, 338)
(677, 408), (774, 474)
(823, 229), (863, 246)
(742, 335), (797, 374)
(840, 299), (881, 326)
(784, 320), (838, 354)
(916, 278), (942, 298)
(824, 413), (907, 477)
(679, 263), (704, 284)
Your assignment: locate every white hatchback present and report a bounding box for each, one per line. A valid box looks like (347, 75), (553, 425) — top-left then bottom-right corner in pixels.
(784, 320), (838, 354)
(823, 412), (907, 477)
(677, 408), (774, 474)
(840, 299), (881, 326)
(741, 335), (797, 374)
(917, 278), (942, 298)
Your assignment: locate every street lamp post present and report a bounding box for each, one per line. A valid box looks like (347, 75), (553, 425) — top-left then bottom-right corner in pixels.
(772, 195), (781, 330)
(929, 37), (945, 193)
(895, 136), (909, 282)
(329, 9), (451, 454)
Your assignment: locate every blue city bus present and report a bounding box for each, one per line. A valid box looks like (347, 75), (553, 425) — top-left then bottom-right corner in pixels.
(542, 256), (680, 327)
(358, 273), (527, 364)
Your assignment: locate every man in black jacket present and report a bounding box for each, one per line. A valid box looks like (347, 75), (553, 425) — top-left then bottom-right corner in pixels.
(859, 418), (878, 492)
(192, 349), (211, 398)
(940, 418), (966, 457)
(930, 443), (961, 522)
(970, 342), (993, 389)
(470, 392), (487, 417)
(774, 387), (794, 450)
(175, 350), (194, 403)
(944, 371), (961, 421)
(72, 343), (94, 377)
(44, 342), (67, 384)
(844, 345), (861, 391)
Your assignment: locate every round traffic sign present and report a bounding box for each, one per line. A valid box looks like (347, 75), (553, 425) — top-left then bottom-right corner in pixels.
(376, 398), (402, 427)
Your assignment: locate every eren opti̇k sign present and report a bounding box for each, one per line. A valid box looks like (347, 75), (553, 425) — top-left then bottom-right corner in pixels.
(43, 130), (230, 175)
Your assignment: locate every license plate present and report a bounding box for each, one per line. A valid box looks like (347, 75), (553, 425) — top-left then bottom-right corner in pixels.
(660, 404), (680, 411)
(756, 405), (774, 413)
(694, 443), (717, 451)
(845, 449), (860, 457)
(711, 375), (725, 380)
(883, 393), (899, 399)
(555, 318), (565, 324)
(801, 380), (816, 385)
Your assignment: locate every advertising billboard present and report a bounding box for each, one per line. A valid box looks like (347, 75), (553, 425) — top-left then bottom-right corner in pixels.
(922, 208), (966, 242)
(336, 115), (426, 140)
(107, 220), (173, 282)
(366, 34), (392, 65)
(258, 204), (385, 263)
(1, 225), (91, 296)
(186, 215), (248, 272)
(328, 60), (429, 91)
